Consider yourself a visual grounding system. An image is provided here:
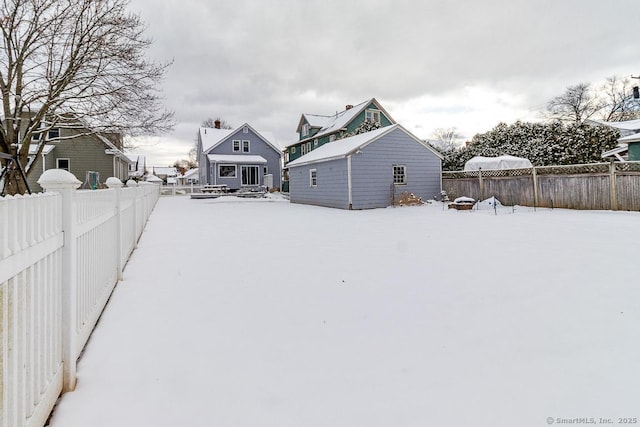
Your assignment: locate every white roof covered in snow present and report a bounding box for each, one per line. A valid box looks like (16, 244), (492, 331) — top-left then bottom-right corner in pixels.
(207, 154), (267, 164)
(587, 118), (640, 132)
(199, 123), (281, 153)
(287, 124), (441, 168)
(618, 132), (640, 143)
(180, 168), (199, 179)
(464, 155), (533, 171)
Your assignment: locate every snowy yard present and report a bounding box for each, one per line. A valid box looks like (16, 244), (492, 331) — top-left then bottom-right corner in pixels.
(48, 195), (640, 427)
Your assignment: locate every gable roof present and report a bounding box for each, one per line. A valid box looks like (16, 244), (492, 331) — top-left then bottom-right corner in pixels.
(287, 124), (443, 168)
(200, 123), (281, 154)
(292, 98), (396, 147)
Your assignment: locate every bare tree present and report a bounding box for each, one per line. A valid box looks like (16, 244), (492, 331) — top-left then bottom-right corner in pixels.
(1, 0), (174, 194)
(431, 127), (464, 151)
(599, 76), (640, 122)
(546, 83), (602, 124)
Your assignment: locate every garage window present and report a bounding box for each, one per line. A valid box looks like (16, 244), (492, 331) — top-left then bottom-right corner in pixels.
(310, 169), (317, 187)
(393, 165), (406, 185)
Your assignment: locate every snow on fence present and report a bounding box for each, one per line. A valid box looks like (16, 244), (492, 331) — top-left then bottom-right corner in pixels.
(0, 171), (159, 427)
(442, 161), (640, 211)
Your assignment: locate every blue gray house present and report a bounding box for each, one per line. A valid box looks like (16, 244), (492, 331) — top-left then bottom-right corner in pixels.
(287, 124), (443, 209)
(197, 122), (282, 190)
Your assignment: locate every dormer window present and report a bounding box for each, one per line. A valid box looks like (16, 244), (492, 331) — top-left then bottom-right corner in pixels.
(365, 109), (381, 124)
(301, 123), (310, 137)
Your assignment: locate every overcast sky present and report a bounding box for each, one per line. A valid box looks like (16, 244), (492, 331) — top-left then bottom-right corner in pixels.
(125, 0), (640, 167)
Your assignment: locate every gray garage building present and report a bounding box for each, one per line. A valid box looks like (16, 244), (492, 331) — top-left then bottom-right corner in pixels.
(287, 124), (443, 209)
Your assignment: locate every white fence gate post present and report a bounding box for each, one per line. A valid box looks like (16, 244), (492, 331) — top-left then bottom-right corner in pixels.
(38, 169), (82, 392)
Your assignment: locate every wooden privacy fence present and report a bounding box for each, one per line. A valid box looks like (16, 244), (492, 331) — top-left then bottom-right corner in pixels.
(0, 170), (160, 427)
(442, 161), (640, 211)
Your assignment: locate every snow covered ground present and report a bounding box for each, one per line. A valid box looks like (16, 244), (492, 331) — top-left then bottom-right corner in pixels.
(48, 194), (640, 427)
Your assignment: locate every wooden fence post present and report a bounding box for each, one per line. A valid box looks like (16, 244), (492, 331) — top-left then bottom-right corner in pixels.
(478, 168), (484, 201)
(609, 161), (618, 211)
(37, 169), (81, 392)
(532, 167), (539, 208)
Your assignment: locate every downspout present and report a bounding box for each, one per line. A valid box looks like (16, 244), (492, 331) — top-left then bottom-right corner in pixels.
(112, 155), (116, 179)
(347, 154), (353, 210)
(42, 152), (46, 174)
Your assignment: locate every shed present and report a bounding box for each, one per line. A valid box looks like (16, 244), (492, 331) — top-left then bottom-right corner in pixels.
(287, 124), (443, 209)
(464, 155), (532, 171)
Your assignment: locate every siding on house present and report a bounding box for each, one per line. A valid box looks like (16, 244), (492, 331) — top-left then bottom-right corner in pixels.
(350, 129), (442, 209)
(27, 129), (128, 192)
(289, 158), (349, 209)
(629, 142), (640, 161)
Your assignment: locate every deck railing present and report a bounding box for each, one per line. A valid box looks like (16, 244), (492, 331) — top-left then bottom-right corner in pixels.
(0, 171), (160, 427)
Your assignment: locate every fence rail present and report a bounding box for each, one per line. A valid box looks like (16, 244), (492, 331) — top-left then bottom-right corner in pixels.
(442, 161), (640, 211)
(1, 171), (160, 427)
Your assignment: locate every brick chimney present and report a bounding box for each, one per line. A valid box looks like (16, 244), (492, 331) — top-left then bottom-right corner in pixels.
(214, 119), (221, 129)
(345, 104), (353, 110)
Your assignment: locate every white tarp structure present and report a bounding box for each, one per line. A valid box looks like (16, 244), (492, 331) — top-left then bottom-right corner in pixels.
(464, 155), (533, 171)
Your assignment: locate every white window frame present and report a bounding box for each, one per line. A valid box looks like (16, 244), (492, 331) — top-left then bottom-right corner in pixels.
(242, 140), (250, 153)
(301, 144), (307, 155)
(241, 165), (260, 186)
(365, 109), (381, 124)
(302, 123), (310, 137)
(329, 135), (336, 142)
(291, 146), (296, 154)
(314, 139), (318, 147)
(232, 140), (240, 152)
(393, 165), (406, 185)
(48, 128), (60, 140)
(218, 164), (237, 178)
(243, 126), (249, 133)
(56, 158), (70, 171)
(310, 169), (317, 187)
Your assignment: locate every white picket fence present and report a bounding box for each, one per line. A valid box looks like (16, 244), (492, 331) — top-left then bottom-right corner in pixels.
(0, 170), (160, 427)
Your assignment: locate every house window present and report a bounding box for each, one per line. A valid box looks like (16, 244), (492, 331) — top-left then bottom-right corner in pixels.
(291, 146), (296, 154)
(306, 142), (311, 152)
(32, 132), (42, 142)
(365, 109), (381, 123)
(243, 126), (249, 133)
(301, 144), (307, 155)
(232, 140), (240, 152)
(242, 140), (250, 153)
(48, 128), (60, 139)
(393, 165), (406, 185)
(218, 164), (237, 178)
(263, 166), (268, 175)
(329, 135), (336, 142)
(310, 169), (317, 187)
(302, 123), (310, 137)
(314, 139), (318, 147)
(56, 158), (70, 171)
(284, 152), (289, 163)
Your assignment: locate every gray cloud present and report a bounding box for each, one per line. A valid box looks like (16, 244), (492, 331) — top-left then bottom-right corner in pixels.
(127, 0), (640, 165)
